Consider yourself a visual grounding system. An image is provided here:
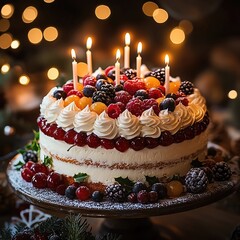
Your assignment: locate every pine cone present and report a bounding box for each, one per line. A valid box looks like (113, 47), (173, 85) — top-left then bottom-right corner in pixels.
(105, 184), (126, 202)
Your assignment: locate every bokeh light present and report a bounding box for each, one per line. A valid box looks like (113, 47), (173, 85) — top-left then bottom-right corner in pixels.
(0, 33), (13, 49)
(1, 4), (14, 19)
(0, 19), (10, 32)
(28, 28), (43, 44)
(95, 5), (111, 20)
(44, 0), (55, 3)
(43, 26), (58, 42)
(228, 90), (238, 99)
(19, 75), (30, 85)
(170, 28), (185, 45)
(153, 8), (168, 24)
(11, 40), (20, 49)
(1, 64), (10, 74)
(179, 20), (193, 35)
(22, 6), (38, 23)
(47, 67), (59, 80)
(142, 2), (158, 17)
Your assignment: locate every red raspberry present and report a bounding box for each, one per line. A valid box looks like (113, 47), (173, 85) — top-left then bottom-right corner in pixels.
(142, 98), (160, 115)
(124, 79), (146, 95)
(159, 131), (174, 146)
(137, 190), (149, 204)
(64, 129), (77, 144)
(130, 137), (145, 151)
(76, 186), (91, 201)
(67, 90), (83, 98)
(158, 85), (165, 95)
(87, 134), (101, 148)
(126, 98), (144, 116)
(148, 88), (163, 99)
(21, 167), (34, 182)
(107, 103), (122, 119)
(30, 163), (49, 175)
(24, 160), (35, 170)
(56, 184), (67, 195)
(53, 128), (66, 141)
(176, 97), (189, 106)
(115, 137), (129, 152)
(47, 172), (63, 191)
(120, 75), (129, 81)
(83, 76), (97, 86)
(46, 123), (58, 137)
(63, 82), (74, 94)
(116, 102), (125, 112)
(145, 137), (159, 149)
(173, 130), (186, 143)
(104, 66), (115, 76)
(101, 139), (115, 149)
(32, 173), (47, 189)
(74, 132), (87, 146)
(114, 90), (132, 106)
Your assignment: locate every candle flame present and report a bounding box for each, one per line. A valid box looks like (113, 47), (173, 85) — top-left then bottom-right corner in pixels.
(116, 49), (121, 60)
(125, 33), (130, 45)
(137, 42), (142, 54)
(86, 37), (92, 49)
(165, 54), (169, 65)
(71, 49), (76, 60)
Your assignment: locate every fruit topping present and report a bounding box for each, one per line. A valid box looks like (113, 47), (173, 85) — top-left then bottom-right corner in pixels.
(124, 79), (146, 95)
(32, 172), (48, 189)
(107, 103), (122, 118)
(137, 190), (149, 204)
(130, 137), (145, 151)
(74, 132), (87, 146)
(22, 150), (38, 163)
(92, 91), (111, 105)
(100, 139), (115, 149)
(83, 85), (97, 97)
(151, 182), (167, 199)
(65, 185), (77, 199)
(114, 90), (132, 106)
(160, 98), (176, 112)
(124, 68), (137, 79)
(86, 133), (101, 148)
(78, 96), (92, 110)
(175, 97), (189, 106)
(92, 190), (104, 202)
(21, 167), (34, 182)
(159, 131), (174, 146)
(143, 76), (161, 89)
(126, 98), (144, 116)
(100, 83), (116, 99)
(166, 180), (184, 197)
(90, 102), (108, 115)
(64, 95), (80, 107)
(96, 79), (107, 90)
(47, 172), (63, 191)
(148, 88), (163, 99)
(67, 90), (83, 98)
(83, 76), (96, 86)
(76, 186), (91, 201)
(149, 68), (165, 85)
(134, 89), (149, 100)
(142, 98), (160, 115)
(115, 137), (129, 152)
(132, 181), (147, 193)
(212, 162), (232, 181)
(53, 89), (67, 100)
(179, 81), (194, 95)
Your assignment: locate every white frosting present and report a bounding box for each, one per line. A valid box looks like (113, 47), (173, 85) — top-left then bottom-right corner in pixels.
(117, 109), (141, 139)
(40, 87), (57, 116)
(188, 88), (207, 112)
(140, 108), (161, 138)
(93, 111), (118, 139)
(45, 99), (64, 123)
(73, 105), (97, 133)
(175, 103), (194, 129)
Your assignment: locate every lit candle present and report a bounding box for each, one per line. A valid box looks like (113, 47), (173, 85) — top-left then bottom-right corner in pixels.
(124, 33), (130, 68)
(136, 42), (142, 78)
(86, 37), (93, 74)
(115, 49), (121, 85)
(165, 54), (170, 95)
(71, 49), (78, 90)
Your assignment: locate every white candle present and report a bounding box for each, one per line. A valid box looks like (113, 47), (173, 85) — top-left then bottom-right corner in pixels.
(124, 33), (130, 68)
(136, 42), (142, 78)
(165, 54), (170, 95)
(86, 37), (92, 75)
(71, 49), (78, 90)
(115, 49), (121, 85)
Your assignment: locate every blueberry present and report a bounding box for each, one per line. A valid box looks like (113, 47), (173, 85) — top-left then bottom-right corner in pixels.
(91, 190), (104, 202)
(115, 84), (124, 92)
(165, 93), (177, 100)
(53, 89), (67, 100)
(83, 85), (96, 97)
(65, 185), (77, 199)
(96, 79), (107, 90)
(132, 182), (147, 194)
(160, 98), (176, 112)
(107, 69), (116, 80)
(134, 89), (149, 100)
(151, 183), (167, 199)
(96, 74), (108, 80)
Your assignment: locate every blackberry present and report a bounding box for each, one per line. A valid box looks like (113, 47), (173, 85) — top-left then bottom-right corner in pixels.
(150, 68), (165, 85)
(100, 83), (116, 99)
(185, 168), (208, 193)
(92, 91), (112, 105)
(124, 68), (137, 79)
(212, 161), (232, 181)
(105, 184), (126, 202)
(22, 150), (38, 163)
(179, 81), (194, 95)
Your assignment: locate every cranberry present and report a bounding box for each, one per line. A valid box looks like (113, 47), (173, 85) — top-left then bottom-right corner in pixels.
(87, 134), (101, 148)
(158, 85), (165, 95)
(185, 126), (195, 140)
(37, 116), (45, 128)
(67, 90), (83, 98)
(47, 172), (63, 191)
(76, 186), (91, 201)
(173, 130), (186, 143)
(130, 137), (145, 151)
(24, 161), (35, 169)
(176, 97), (189, 106)
(148, 191), (158, 203)
(137, 190), (149, 204)
(115, 137), (129, 152)
(53, 127), (65, 141)
(101, 139), (115, 149)
(41, 123), (50, 135)
(46, 123), (58, 137)
(159, 131), (174, 146)
(63, 82), (74, 94)
(107, 103), (122, 118)
(56, 184), (67, 195)
(64, 129), (77, 144)
(32, 173), (47, 188)
(127, 193), (138, 203)
(21, 168), (34, 182)
(194, 122), (202, 135)
(74, 132), (87, 146)
(145, 137), (159, 149)
(30, 163), (49, 175)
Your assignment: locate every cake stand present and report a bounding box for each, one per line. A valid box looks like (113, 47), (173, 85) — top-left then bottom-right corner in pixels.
(6, 154), (240, 240)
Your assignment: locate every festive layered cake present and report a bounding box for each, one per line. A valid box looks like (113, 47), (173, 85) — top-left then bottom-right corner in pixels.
(37, 66), (210, 190)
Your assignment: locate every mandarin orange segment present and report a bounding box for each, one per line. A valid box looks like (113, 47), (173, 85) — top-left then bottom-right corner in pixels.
(90, 102), (107, 115)
(78, 96), (92, 109)
(64, 95), (80, 107)
(143, 76), (161, 89)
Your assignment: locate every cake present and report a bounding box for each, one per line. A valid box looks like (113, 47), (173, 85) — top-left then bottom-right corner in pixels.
(37, 66), (210, 189)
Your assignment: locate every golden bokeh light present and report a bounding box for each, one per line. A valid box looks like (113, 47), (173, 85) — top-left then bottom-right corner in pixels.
(11, 40), (20, 49)
(0, 19), (10, 32)
(95, 5), (111, 20)
(43, 26), (58, 42)
(179, 20), (193, 35)
(19, 75), (30, 85)
(1, 64), (10, 74)
(170, 28), (185, 45)
(228, 90), (238, 99)
(44, 0), (55, 3)
(77, 62), (88, 77)
(0, 33), (13, 49)
(142, 1), (158, 17)
(28, 28), (43, 44)
(1, 4), (14, 19)
(22, 6), (38, 23)
(153, 8), (168, 24)
(47, 67), (59, 80)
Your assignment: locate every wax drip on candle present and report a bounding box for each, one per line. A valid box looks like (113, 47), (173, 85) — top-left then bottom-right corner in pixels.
(136, 42), (142, 78)
(71, 49), (78, 90)
(86, 37), (93, 74)
(124, 33), (130, 68)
